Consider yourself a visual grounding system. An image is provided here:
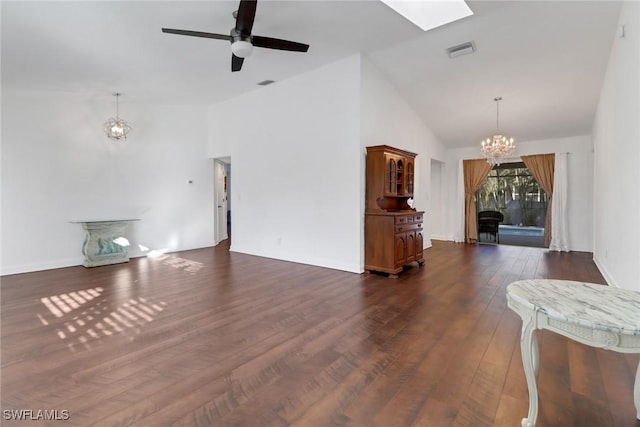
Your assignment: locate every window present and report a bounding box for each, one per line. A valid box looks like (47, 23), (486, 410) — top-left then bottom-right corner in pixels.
(476, 162), (548, 227)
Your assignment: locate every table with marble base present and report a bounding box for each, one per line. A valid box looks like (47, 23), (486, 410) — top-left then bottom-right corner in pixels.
(506, 279), (640, 427)
(71, 219), (139, 267)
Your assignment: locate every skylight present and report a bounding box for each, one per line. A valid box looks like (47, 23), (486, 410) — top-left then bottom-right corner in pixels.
(380, 0), (473, 31)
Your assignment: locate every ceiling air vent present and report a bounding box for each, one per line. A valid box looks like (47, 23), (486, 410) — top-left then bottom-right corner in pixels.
(446, 41), (476, 58)
(257, 80), (275, 86)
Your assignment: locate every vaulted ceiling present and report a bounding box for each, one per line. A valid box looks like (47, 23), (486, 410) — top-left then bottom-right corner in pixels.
(1, 1), (622, 147)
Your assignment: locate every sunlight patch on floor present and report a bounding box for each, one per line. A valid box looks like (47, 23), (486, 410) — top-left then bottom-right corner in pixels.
(38, 288), (168, 352)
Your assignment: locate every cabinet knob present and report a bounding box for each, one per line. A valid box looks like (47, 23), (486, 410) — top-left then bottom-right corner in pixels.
(398, 227), (403, 231)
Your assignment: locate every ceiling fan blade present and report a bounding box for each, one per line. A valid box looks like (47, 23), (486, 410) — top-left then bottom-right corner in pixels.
(252, 35), (309, 52)
(232, 54), (244, 72)
(162, 28), (232, 41)
(235, 0), (257, 35)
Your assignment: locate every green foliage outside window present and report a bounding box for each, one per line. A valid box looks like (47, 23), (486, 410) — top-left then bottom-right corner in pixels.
(476, 162), (548, 227)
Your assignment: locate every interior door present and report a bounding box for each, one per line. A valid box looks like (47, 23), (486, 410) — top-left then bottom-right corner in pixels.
(215, 160), (228, 243)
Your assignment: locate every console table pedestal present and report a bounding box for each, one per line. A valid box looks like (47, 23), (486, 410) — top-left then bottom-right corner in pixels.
(71, 220), (139, 267)
(507, 279), (640, 427)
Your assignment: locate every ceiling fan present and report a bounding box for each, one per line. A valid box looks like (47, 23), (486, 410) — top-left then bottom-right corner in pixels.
(162, 0), (309, 72)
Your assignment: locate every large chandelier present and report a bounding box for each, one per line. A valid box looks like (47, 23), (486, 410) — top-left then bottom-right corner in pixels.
(481, 96), (515, 166)
(104, 93), (131, 141)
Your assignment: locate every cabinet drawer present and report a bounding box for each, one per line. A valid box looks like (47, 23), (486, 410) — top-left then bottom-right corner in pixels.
(395, 222), (422, 233)
(395, 215), (411, 225)
(414, 214), (423, 222)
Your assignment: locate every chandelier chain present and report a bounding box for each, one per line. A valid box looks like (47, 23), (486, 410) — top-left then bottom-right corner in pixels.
(115, 93), (120, 118)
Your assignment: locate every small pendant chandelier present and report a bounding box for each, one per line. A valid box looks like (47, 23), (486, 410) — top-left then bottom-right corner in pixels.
(104, 93), (131, 141)
(481, 96), (515, 166)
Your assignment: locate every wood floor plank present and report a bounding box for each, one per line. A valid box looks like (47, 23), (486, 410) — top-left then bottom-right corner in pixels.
(596, 350), (639, 427)
(536, 330), (573, 426)
(1, 240), (636, 426)
(568, 340), (608, 403)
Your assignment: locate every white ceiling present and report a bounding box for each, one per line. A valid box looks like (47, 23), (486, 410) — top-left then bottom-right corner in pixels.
(1, 0), (622, 148)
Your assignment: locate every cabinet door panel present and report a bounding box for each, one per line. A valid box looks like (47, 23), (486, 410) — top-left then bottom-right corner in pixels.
(415, 231), (424, 260)
(384, 155), (399, 196)
(406, 230), (416, 262)
(394, 234), (406, 265)
(405, 159), (414, 195)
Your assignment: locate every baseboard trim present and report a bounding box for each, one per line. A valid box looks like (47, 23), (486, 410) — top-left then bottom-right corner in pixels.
(593, 254), (617, 287)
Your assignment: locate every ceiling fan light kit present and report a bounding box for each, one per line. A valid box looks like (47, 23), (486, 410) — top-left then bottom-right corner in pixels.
(231, 40), (253, 58)
(480, 97), (515, 166)
(162, 0), (309, 72)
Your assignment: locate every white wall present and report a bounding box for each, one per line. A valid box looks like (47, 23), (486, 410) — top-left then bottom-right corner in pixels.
(443, 135), (594, 252)
(360, 56), (447, 247)
(206, 56), (363, 273)
(1, 91), (214, 275)
(592, 1), (640, 290)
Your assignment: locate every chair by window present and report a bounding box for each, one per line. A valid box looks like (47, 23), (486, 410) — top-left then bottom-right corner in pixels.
(478, 210), (504, 243)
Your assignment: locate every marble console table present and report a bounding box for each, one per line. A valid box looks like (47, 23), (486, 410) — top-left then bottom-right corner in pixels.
(71, 219), (139, 267)
(507, 279), (640, 427)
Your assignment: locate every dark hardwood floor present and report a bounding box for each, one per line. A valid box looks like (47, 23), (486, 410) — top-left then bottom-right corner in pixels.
(1, 241), (638, 426)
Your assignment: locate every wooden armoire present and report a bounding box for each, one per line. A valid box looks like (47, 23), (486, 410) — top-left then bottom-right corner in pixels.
(364, 145), (425, 278)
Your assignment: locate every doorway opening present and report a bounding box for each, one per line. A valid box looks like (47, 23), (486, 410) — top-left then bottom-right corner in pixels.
(476, 161), (546, 247)
(214, 158), (231, 247)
